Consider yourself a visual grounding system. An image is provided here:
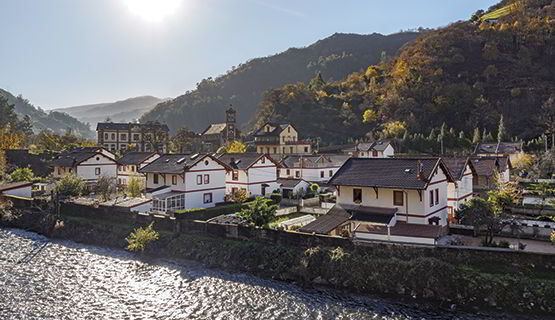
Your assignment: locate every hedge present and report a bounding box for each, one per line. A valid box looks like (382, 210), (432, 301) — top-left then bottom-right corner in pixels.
(174, 201), (253, 221)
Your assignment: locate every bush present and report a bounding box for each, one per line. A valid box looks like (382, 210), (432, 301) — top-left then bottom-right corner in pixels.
(8, 168), (34, 182)
(126, 176), (144, 198)
(269, 193), (282, 204)
(498, 240), (511, 248)
(55, 174), (85, 197)
(237, 196), (278, 227)
(126, 222), (159, 252)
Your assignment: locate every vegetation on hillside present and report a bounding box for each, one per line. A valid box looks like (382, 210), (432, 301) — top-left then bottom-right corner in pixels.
(140, 32), (420, 132)
(255, 0), (555, 146)
(0, 89), (93, 138)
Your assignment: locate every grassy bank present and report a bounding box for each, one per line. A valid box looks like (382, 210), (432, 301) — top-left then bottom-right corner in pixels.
(2, 209), (555, 314)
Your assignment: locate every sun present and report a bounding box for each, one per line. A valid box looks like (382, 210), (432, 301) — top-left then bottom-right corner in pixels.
(124, 0), (182, 22)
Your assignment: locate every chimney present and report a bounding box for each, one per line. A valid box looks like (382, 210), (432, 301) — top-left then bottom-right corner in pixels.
(416, 160), (425, 180)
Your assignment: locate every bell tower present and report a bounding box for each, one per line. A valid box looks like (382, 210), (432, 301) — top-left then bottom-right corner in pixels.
(226, 105), (236, 141)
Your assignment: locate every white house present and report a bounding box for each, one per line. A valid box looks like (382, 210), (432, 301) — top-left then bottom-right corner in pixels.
(342, 140), (394, 158)
(442, 157), (476, 222)
(116, 152), (160, 187)
(278, 154), (350, 183)
(50, 147), (118, 183)
(139, 153), (230, 213)
(253, 122), (312, 155)
(0, 181), (33, 198)
(300, 158), (454, 244)
(217, 153), (280, 197)
(277, 178), (310, 198)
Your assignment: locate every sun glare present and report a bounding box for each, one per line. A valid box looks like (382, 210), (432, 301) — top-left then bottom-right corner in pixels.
(124, 0), (182, 22)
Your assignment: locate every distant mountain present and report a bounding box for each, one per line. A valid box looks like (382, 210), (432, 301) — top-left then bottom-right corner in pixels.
(55, 96), (167, 128)
(0, 88), (94, 138)
(140, 32), (420, 133)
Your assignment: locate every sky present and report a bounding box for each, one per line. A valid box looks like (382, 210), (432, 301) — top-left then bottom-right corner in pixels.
(0, 0), (499, 109)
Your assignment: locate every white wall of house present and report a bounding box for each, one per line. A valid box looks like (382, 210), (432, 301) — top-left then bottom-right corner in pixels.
(337, 167), (449, 226)
(225, 156), (279, 196)
(447, 165), (474, 216)
(1, 184), (32, 198)
(279, 167), (339, 182)
(118, 154), (160, 186)
(75, 154), (117, 182)
(182, 156), (227, 209)
(52, 166), (76, 178)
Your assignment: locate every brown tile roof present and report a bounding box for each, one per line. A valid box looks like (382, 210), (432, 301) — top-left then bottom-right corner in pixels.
(474, 142), (523, 155)
(117, 152), (158, 165)
(299, 204), (351, 234)
(201, 123), (227, 135)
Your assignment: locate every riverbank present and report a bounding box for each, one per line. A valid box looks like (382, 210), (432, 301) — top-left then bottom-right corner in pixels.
(2, 209), (555, 315)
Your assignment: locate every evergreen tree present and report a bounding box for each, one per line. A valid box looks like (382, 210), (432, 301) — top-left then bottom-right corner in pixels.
(497, 115), (507, 142)
(473, 128), (481, 144)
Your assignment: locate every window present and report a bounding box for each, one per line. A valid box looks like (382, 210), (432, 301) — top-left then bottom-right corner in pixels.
(111, 133), (116, 140)
(197, 175), (203, 185)
(95, 168), (101, 175)
(232, 187), (238, 194)
(203, 193), (212, 204)
(121, 134), (127, 140)
(153, 173), (159, 184)
(329, 170), (333, 177)
(204, 174), (210, 184)
(429, 190), (434, 207)
(353, 188), (362, 203)
(295, 171), (300, 178)
(104, 133), (108, 140)
(435, 189), (439, 205)
(290, 147), (294, 153)
(133, 133), (140, 141)
(393, 191), (404, 206)
(320, 171), (324, 178)
(283, 147), (286, 153)
(118, 178), (121, 185)
(273, 147), (277, 153)
(286, 169), (290, 175)
(304, 147), (309, 153)
(131, 166), (135, 172)
(372, 150), (378, 157)
(261, 157), (265, 164)
(287, 127), (290, 133)
(172, 175), (177, 185)
(68, 168), (72, 173)
(232, 170), (239, 181)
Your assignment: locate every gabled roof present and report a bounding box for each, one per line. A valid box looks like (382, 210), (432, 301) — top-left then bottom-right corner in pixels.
(328, 158), (454, 190)
(139, 154), (229, 174)
(201, 123), (227, 135)
(217, 153), (279, 170)
(117, 152), (158, 165)
(277, 178), (308, 188)
(469, 157), (498, 176)
(0, 181), (33, 192)
(253, 122), (293, 137)
(96, 122), (170, 132)
(474, 142), (523, 155)
(280, 154), (349, 169)
(49, 148), (116, 167)
(441, 157), (477, 181)
(318, 143), (356, 154)
(342, 140), (392, 153)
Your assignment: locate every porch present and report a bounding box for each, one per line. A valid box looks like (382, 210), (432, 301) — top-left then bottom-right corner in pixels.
(151, 191), (185, 214)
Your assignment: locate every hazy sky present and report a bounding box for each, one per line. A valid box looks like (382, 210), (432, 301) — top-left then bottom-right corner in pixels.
(0, 0), (498, 109)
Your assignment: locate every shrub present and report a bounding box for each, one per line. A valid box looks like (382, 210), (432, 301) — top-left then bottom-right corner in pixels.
(126, 176), (144, 198)
(95, 176), (117, 201)
(309, 183), (319, 193)
(175, 202), (252, 221)
(498, 240), (511, 248)
(269, 193), (282, 204)
(126, 222), (159, 252)
(237, 196), (278, 227)
(55, 174), (85, 197)
(8, 168), (34, 182)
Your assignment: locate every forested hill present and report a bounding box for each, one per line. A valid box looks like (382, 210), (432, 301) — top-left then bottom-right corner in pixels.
(140, 32), (420, 132)
(0, 89), (94, 138)
(55, 95), (166, 128)
(255, 0), (555, 144)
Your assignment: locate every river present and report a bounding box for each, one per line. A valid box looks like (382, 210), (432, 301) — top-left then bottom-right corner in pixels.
(0, 228), (549, 320)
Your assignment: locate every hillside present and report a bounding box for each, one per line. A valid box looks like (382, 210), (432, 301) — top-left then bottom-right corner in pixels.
(255, 0), (555, 144)
(140, 32), (420, 132)
(55, 95), (166, 128)
(0, 89), (94, 138)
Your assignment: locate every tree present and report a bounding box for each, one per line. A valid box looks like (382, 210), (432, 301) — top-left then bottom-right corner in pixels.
(0, 150), (5, 181)
(382, 121), (407, 138)
(95, 176), (117, 201)
(455, 198), (504, 245)
(8, 168), (34, 182)
(0, 96), (33, 135)
(308, 72), (326, 90)
(472, 128), (481, 144)
(512, 153), (536, 172)
(126, 177), (144, 198)
(126, 222), (160, 252)
(0, 127), (25, 150)
(237, 196), (278, 227)
(226, 140), (247, 153)
(540, 94), (555, 149)
(55, 174), (85, 197)
(362, 109), (378, 123)
(497, 115), (507, 142)
(0, 197), (18, 222)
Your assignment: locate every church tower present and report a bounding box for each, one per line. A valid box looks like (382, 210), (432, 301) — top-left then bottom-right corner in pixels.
(226, 105), (237, 141)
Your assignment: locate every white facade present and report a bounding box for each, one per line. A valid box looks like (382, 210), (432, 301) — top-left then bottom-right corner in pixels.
(336, 168), (449, 226)
(279, 166), (339, 182)
(447, 165), (474, 219)
(117, 154), (160, 186)
(226, 155), (280, 196)
(53, 153), (118, 183)
(145, 156), (228, 212)
(356, 144), (395, 158)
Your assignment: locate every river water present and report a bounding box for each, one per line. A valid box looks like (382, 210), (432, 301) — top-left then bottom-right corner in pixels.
(0, 228), (549, 320)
